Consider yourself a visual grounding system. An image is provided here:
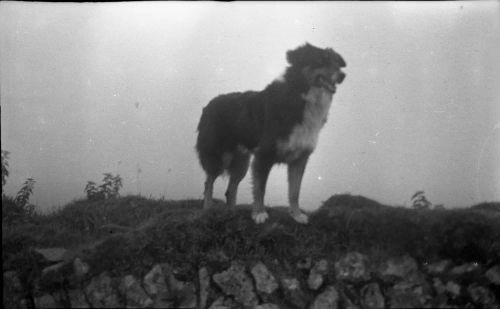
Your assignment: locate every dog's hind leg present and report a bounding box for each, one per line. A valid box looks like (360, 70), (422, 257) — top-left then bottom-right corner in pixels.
(225, 150), (250, 207)
(287, 153), (310, 224)
(251, 154), (274, 224)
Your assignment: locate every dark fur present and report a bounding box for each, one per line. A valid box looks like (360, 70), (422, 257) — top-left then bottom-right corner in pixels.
(196, 43), (346, 222)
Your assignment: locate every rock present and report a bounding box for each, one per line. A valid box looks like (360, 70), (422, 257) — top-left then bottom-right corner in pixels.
(360, 283), (385, 309)
(467, 283), (498, 309)
(208, 296), (240, 309)
(379, 255), (418, 282)
(281, 277), (300, 290)
(337, 286), (360, 309)
(34, 248), (68, 262)
(281, 277), (309, 308)
(425, 260), (452, 275)
(445, 281), (461, 297)
(73, 258), (90, 278)
(485, 264), (500, 285)
(143, 264), (169, 296)
(387, 280), (431, 308)
(343, 297), (360, 309)
(40, 262), (66, 289)
(250, 262), (279, 295)
(451, 263), (481, 276)
(297, 257), (312, 270)
(335, 252), (369, 282)
(308, 259), (329, 290)
(34, 294), (61, 308)
(255, 304), (280, 309)
(199, 267), (210, 309)
(85, 272), (123, 308)
(4, 271), (23, 292)
(68, 289), (90, 308)
(166, 271), (197, 308)
(432, 278), (446, 295)
(309, 285), (339, 309)
(4, 271), (25, 309)
(213, 262), (258, 308)
(120, 275), (154, 308)
(432, 277), (461, 307)
(18, 299), (30, 309)
(143, 263), (195, 308)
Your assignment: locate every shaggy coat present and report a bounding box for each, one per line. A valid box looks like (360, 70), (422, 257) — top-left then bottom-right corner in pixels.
(196, 43), (346, 223)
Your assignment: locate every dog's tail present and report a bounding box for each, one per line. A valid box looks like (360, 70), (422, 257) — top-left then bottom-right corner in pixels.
(196, 105), (223, 176)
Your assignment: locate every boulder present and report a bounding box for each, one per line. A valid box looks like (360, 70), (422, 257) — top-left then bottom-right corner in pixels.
(250, 262), (279, 295)
(85, 272), (123, 308)
(73, 258), (90, 279)
(297, 257), (312, 270)
(199, 267), (210, 309)
(143, 263), (196, 308)
(143, 263), (172, 308)
(335, 252), (369, 282)
(307, 259), (329, 290)
(485, 264), (500, 285)
(386, 280), (431, 308)
(34, 248), (68, 263)
(34, 294), (61, 309)
(281, 277), (308, 308)
(424, 260), (452, 275)
(467, 283), (498, 309)
(379, 255), (418, 282)
(208, 296), (241, 309)
(213, 262), (258, 308)
(309, 285), (339, 309)
(119, 275), (154, 308)
(68, 289), (90, 308)
(255, 304), (280, 309)
(450, 263), (481, 276)
(360, 282), (385, 309)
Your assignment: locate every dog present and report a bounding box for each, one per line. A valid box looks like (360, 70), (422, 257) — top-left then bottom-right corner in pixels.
(196, 43), (346, 224)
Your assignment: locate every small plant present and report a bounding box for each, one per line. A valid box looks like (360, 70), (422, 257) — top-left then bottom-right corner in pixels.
(411, 191), (432, 210)
(2, 150), (9, 189)
(2, 178), (36, 225)
(85, 173), (123, 201)
(1, 150), (36, 224)
(15, 178), (36, 208)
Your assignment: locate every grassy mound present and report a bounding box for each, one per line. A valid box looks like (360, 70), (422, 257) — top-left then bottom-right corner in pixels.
(3, 194), (500, 280)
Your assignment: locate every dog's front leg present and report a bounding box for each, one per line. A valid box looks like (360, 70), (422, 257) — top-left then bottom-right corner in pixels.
(287, 153), (310, 224)
(251, 154), (273, 224)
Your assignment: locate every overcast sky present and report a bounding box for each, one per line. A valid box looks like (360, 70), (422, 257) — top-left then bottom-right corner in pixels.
(1, 1), (499, 212)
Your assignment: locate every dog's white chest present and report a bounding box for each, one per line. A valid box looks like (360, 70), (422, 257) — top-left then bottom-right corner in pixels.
(277, 88), (333, 162)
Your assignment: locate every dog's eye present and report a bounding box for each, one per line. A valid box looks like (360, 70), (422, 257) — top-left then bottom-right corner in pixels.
(316, 74), (327, 82)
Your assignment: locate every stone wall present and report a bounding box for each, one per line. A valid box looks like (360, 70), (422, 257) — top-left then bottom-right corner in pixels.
(4, 249), (499, 308)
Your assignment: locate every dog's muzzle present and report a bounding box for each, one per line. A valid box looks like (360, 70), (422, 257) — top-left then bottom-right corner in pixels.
(319, 71), (345, 93)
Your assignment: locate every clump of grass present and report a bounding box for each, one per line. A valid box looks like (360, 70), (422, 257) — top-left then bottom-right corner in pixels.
(2, 150), (37, 225)
(84, 173), (123, 201)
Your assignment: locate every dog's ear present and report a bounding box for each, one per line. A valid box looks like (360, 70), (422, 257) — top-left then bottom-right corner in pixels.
(286, 43), (313, 67)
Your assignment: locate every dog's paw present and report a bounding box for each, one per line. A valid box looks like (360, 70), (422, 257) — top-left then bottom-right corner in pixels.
(290, 211), (309, 224)
(252, 211), (269, 224)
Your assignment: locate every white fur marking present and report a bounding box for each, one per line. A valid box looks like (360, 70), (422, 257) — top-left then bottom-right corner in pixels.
(277, 87), (333, 162)
(292, 212), (309, 224)
(252, 211), (269, 224)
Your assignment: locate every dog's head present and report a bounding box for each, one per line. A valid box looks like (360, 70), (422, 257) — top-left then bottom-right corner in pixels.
(286, 43), (346, 93)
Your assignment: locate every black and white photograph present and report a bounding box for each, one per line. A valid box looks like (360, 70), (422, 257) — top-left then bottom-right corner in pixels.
(2, 1), (499, 308)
